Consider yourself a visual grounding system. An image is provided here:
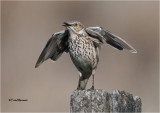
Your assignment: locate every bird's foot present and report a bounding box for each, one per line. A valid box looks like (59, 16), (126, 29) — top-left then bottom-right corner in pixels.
(77, 87), (82, 90)
(89, 86), (95, 90)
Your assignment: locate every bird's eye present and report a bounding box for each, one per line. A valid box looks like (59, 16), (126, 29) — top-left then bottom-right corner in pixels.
(75, 23), (78, 27)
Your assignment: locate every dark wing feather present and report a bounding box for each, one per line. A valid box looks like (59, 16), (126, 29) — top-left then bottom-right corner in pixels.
(86, 27), (137, 53)
(35, 30), (69, 68)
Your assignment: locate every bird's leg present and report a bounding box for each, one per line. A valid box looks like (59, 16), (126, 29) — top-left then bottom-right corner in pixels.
(90, 74), (95, 90)
(77, 75), (81, 90)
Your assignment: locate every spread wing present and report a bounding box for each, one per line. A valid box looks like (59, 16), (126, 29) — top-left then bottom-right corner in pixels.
(86, 27), (137, 53)
(35, 30), (69, 68)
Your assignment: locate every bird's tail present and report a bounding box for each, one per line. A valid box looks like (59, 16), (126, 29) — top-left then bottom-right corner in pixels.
(78, 76), (89, 90)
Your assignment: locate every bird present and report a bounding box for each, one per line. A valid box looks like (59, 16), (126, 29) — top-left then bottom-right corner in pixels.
(35, 21), (137, 90)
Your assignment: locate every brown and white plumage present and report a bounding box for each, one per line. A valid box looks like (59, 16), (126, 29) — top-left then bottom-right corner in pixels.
(35, 21), (137, 90)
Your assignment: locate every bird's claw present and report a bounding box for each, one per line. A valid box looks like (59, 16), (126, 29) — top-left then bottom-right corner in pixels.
(77, 87), (82, 90)
(89, 86), (95, 90)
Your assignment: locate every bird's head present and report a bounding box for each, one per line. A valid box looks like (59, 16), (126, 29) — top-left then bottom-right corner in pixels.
(62, 21), (85, 35)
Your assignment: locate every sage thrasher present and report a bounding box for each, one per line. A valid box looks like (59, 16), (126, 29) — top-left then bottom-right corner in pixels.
(35, 21), (137, 90)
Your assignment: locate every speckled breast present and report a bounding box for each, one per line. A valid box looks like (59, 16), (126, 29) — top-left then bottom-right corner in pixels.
(68, 34), (97, 73)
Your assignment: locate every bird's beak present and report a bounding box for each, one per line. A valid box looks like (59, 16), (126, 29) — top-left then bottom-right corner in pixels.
(62, 22), (71, 27)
